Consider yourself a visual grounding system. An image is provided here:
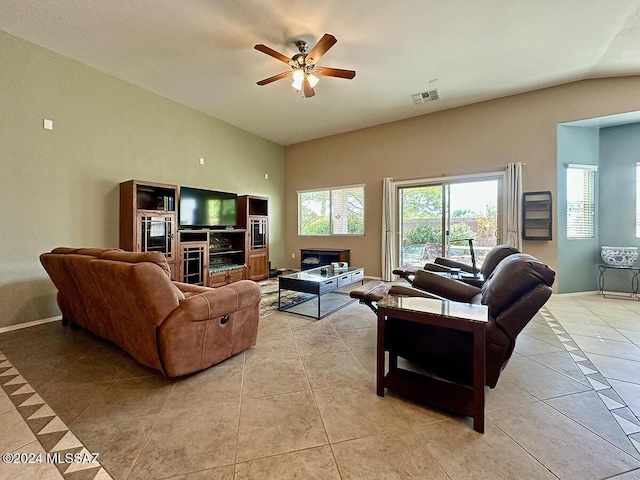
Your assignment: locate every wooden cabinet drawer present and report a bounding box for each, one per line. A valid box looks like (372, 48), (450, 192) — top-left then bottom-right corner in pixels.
(227, 267), (246, 283)
(209, 266), (245, 288)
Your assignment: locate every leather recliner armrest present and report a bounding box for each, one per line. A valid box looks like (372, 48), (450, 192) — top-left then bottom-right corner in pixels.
(434, 257), (476, 274)
(422, 262), (454, 273)
(388, 284), (444, 300)
(177, 280), (261, 321)
(392, 266), (419, 282)
(173, 281), (211, 295)
(411, 270), (482, 303)
(392, 266), (419, 275)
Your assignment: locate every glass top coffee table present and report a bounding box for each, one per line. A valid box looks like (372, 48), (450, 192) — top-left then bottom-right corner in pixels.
(278, 266), (364, 319)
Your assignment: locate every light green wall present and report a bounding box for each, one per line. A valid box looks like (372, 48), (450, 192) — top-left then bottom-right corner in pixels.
(556, 122), (640, 294)
(599, 123), (640, 293)
(556, 125), (600, 293)
(0, 31), (285, 327)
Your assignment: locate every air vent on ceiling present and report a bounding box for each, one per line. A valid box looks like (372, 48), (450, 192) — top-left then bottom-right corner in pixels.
(411, 89), (440, 105)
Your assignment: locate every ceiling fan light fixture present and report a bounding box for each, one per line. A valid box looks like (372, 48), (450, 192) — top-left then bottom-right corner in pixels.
(308, 73), (319, 88)
(291, 69), (304, 90)
(255, 33), (355, 98)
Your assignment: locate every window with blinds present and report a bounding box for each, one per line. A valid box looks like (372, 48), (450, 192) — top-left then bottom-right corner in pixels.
(566, 165), (596, 239)
(298, 185), (364, 236)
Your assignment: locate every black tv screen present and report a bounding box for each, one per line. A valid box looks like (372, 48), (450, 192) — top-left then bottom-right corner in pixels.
(179, 186), (237, 228)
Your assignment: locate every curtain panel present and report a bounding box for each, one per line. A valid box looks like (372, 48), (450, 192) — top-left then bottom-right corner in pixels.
(505, 162), (523, 251)
(382, 177), (395, 281)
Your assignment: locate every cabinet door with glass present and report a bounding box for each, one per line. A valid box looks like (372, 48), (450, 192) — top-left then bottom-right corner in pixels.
(250, 217), (268, 250)
(247, 217), (268, 280)
(136, 211), (177, 262)
(179, 241), (209, 286)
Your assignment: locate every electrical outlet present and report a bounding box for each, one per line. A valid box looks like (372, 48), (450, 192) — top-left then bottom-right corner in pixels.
(199, 158), (205, 165)
(291, 253), (295, 259)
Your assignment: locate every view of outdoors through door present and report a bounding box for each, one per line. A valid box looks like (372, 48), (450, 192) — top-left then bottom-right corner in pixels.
(398, 179), (499, 268)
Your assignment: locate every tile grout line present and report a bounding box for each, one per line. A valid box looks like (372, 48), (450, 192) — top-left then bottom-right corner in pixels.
(540, 308), (640, 454)
(123, 376), (179, 480)
(232, 350), (247, 478)
(289, 316), (344, 480)
(0, 349), (114, 480)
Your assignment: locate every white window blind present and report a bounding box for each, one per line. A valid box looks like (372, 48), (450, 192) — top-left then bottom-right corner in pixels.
(298, 185), (364, 236)
(566, 165), (596, 239)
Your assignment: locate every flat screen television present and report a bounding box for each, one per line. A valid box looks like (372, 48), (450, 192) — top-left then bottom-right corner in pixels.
(179, 186), (237, 228)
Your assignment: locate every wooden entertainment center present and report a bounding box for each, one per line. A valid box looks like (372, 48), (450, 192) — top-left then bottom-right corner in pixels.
(119, 180), (269, 286)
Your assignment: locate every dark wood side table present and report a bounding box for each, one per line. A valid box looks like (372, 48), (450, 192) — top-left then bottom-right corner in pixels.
(376, 296), (489, 433)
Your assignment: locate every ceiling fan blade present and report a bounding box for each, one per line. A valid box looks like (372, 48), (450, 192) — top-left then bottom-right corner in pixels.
(305, 33), (337, 65)
(254, 44), (291, 64)
(303, 77), (315, 98)
(313, 66), (356, 79)
(257, 71), (291, 86)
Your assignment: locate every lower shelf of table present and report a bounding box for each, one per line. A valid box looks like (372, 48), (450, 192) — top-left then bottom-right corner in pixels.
(381, 368), (477, 418)
(278, 290), (357, 319)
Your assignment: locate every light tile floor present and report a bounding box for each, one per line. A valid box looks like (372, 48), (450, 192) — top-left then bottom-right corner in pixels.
(1, 294), (640, 479)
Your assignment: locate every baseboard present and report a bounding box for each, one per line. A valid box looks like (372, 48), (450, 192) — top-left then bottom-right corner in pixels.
(0, 315), (62, 334)
(554, 290), (638, 298)
(553, 291), (599, 297)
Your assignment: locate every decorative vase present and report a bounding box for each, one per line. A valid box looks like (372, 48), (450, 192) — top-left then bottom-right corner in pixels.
(600, 246), (638, 267)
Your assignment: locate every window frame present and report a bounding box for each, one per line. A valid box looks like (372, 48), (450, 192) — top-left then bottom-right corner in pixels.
(566, 164), (597, 240)
(636, 162), (640, 238)
(297, 184), (365, 236)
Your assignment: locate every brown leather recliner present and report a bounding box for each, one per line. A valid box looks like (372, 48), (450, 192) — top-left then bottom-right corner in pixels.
(40, 247), (260, 377)
(393, 244), (520, 287)
(386, 253), (555, 388)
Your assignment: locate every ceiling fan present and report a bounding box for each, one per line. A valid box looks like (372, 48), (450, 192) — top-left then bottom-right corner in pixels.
(254, 33), (356, 98)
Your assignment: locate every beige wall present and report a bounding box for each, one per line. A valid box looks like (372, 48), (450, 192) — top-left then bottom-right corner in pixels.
(0, 32), (285, 327)
(284, 77), (640, 278)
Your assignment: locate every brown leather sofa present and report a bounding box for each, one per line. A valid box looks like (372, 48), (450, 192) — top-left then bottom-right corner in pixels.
(40, 247), (261, 377)
(385, 253), (555, 387)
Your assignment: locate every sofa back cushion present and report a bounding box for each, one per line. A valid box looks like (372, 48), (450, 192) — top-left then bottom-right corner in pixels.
(481, 253), (555, 320)
(480, 245), (520, 278)
(412, 269), (481, 303)
(40, 252), (88, 326)
(40, 248), (122, 330)
(88, 254), (182, 371)
(100, 250), (173, 280)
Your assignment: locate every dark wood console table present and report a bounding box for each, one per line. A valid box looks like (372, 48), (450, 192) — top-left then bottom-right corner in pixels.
(300, 248), (350, 270)
(377, 295), (488, 433)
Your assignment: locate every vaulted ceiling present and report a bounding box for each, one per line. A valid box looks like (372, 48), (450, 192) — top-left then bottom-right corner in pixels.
(2, 0), (640, 145)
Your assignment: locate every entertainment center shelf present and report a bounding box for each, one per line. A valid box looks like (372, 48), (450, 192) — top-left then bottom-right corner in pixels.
(178, 228), (248, 287)
(119, 180), (269, 287)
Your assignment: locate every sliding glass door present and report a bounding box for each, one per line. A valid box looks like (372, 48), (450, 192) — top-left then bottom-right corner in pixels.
(398, 178), (500, 268)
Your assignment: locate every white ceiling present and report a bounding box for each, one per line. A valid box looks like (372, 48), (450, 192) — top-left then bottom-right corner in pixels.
(2, 0), (640, 146)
